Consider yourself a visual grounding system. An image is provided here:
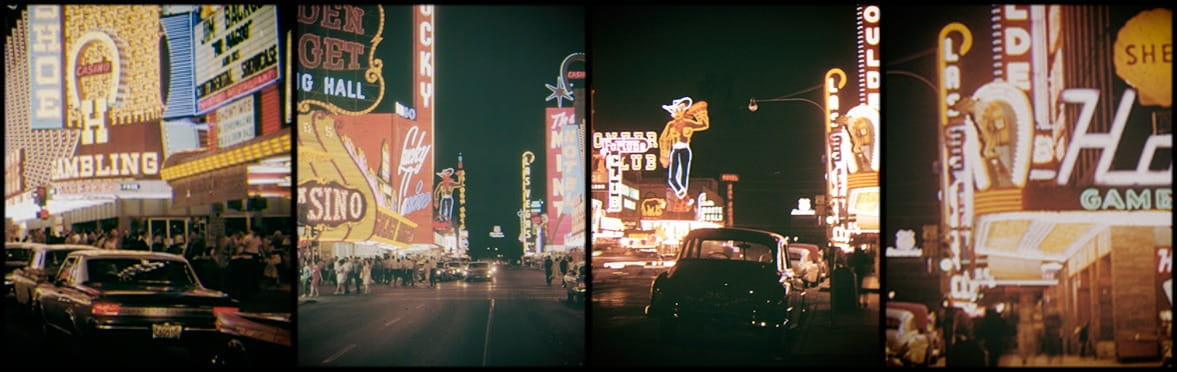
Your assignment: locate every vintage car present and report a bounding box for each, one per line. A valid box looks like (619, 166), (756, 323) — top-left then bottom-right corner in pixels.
(465, 262), (495, 282)
(445, 262), (466, 281)
(6, 242), (36, 295)
(563, 262), (586, 303)
(885, 301), (938, 367)
(11, 244), (99, 313)
(645, 227), (807, 354)
(210, 311), (292, 367)
(790, 243), (827, 282)
(787, 246), (821, 287)
(34, 250), (239, 360)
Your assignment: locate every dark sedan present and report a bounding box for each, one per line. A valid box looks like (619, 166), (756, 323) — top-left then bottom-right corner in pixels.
(10, 244), (99, 313)
(34, 250), (239, 362)
(644, 227), (808, 355)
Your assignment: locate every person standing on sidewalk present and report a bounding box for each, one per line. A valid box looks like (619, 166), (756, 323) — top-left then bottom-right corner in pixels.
(1075, 321), (1091, 358)
(335, 258), (347, 295)
(362, 259), (373, 294)
(559, 256), (569, 288)
(310, 260), (321, 298)
(977, 308), (1011, 367)
(544, 256), (554, 287)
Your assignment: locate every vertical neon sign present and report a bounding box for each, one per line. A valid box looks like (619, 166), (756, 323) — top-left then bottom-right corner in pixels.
(938, 22), (978, 299)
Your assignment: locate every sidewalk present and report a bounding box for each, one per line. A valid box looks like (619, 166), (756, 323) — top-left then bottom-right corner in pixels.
(997, 353), (1164, 367)
(794, 275), (880, 365)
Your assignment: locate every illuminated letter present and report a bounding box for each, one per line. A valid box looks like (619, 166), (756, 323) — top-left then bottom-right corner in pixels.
(1125, 188), (1151, 210)
(1079, 188), (1101, 210)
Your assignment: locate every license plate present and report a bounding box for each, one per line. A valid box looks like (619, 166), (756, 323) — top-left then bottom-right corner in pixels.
(151, 323), (182, 339)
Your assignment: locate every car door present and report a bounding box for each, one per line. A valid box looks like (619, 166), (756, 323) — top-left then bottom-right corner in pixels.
(41, 255), (78, 330)
(13, 249), (38, 306)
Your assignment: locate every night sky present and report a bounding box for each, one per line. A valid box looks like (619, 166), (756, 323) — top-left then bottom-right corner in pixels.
(591, 5), (857, 238)
(429, 6), (584, 259)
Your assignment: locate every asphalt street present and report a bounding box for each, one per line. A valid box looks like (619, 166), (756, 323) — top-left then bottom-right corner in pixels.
(590, 266), (881, 366)
(298, 265), (585, 367)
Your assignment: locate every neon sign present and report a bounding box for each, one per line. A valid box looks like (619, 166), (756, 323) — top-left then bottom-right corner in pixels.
(299, 180), (367, 226)
(857, 5), (880, 110)
(521, 151), (534, 243)
(658, 97), (710, 201)
(296, 5), (385, 115)
(28, 5), (64, 130)
(398, 125), (432, 216)
(824, 68), (848, 243)
(938, 23), (974, 274)
(593, 131), (659, 172)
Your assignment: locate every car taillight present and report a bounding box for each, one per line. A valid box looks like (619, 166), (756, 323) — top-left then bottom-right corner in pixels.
(92, 302), (121, 316)
(213, 306), (239, 316)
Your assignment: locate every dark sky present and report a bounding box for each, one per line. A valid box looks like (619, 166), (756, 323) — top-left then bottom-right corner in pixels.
(591, 5), (858, 237)
(429, 6), (584, 259)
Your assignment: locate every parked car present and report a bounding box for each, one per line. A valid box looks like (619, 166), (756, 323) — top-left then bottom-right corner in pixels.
(790, 243), (827, 282)
(6, 242), (36, 295)
(11, 244), (99, 313)
(465, 262), (495, 282)
(210, 311), (292, 368)
(885, 301), (937, 367)
(787, 246), (821, 287)
(35, 250), (239, 361)
(645, 227), (807, 355)
(563, 262), (586, 303)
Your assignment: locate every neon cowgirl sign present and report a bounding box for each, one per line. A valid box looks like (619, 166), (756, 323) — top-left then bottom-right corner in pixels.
(398, 125), (432, 216)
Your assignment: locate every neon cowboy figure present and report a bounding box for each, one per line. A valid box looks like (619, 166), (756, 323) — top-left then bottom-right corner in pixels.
(435, 168), (463, 222)
(658, 97), (710, 200)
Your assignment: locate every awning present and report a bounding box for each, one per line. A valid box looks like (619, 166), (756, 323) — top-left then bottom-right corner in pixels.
(975, 211), (1170, 281)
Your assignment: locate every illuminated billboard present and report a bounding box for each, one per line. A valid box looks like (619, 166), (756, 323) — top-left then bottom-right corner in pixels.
(658, 97), (709, 203)
(297, 112), (418, 246)
(546, 107), (578, 246)
(296, 5), (385, 115)
(295, 5), (435, 245)
(194, 5), (280, 114)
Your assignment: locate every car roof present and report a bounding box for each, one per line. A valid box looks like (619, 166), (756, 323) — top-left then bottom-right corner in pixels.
(67, 250), (187, 261)
(40, 244), (102, 251)
(886, 302), (929, 330)
(683, 227), (786, 247)
(5, 242), (43, 249)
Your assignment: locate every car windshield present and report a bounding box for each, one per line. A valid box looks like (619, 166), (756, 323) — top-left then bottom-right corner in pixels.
(685, 239), (774, 263)
(469, 263), (489, 269)
(85, 258), (197, 288)
(6, 247), (32, 265)
(45, 250), (84, 273)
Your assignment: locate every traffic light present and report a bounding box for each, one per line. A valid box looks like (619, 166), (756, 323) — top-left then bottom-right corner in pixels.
(34, 186), (48, 207)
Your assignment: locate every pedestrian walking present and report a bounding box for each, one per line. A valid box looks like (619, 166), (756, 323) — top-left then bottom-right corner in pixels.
(977, 308), (1011, 367)
(1042, 312), (1062, 365)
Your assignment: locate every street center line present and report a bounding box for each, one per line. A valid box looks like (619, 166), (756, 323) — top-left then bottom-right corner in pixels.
(384, 316), (403, 327)
(482, 298), (495, 366)
(321, 343), (357, 364)
(415, 303), (425, 310)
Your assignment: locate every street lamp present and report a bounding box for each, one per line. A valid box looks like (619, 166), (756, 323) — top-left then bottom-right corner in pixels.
(747, 97), (825, 114)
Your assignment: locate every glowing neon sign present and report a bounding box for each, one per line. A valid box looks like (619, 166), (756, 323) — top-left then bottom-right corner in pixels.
(857, 5), (880, 111)
(938, 23), (974, 275)
(659, 97), (710, 201)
